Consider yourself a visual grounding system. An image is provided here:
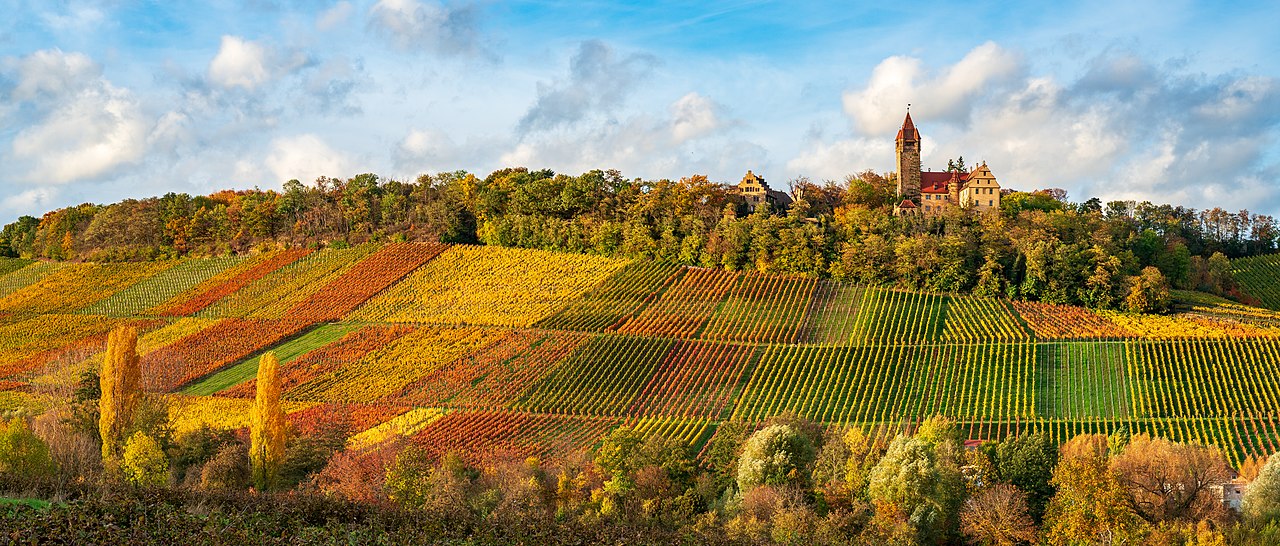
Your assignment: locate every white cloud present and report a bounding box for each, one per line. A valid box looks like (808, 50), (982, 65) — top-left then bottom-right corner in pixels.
(517, 40), (658, 134)
(670, 92), (724, 143)
(208, 36), (271, 90)
(367, 0), (481, 56)
(842, 41), (1023, 134)
(5, 49), (149, 184)
(6, 48), (99, 101)
(38, 3), (105, 33)
(786, 136), (888, 181)
(317, 1), (355, 31)
(1, 187), (59, 218)
(501, 92), (747, 179)
(264, 134), (351, 184)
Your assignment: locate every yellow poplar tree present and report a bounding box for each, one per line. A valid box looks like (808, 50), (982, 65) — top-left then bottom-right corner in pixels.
(99, 325), (140, 465)
(250, 352), (286, 490)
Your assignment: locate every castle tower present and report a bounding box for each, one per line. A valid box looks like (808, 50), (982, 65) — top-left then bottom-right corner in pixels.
(895, 111), (921, 202)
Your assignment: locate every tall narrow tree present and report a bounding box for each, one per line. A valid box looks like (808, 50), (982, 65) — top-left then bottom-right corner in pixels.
(250, 352), (286, 490)
(99, 325), (140, 465)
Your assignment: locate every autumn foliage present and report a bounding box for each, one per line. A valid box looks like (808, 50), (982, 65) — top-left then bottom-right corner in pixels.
(250, 352), (287, 490)
(99, 325), (140, 464)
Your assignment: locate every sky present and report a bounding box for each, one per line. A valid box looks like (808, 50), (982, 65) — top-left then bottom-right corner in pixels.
(2, 0), (1279, 222)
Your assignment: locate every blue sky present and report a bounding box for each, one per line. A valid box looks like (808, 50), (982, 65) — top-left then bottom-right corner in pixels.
(2, 0), (1279, 221)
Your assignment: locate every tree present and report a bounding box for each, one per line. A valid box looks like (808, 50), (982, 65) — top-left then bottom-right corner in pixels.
(867, 431), (965, 544)
(99, 326), (140, 466)
(0, 418), (56, 478)
(1043, 435), (1142, 545)
(994, 432), (1059, 521)
(1109, 434), (1230, 523)
(960, 483), (1039, 546)
(1124, 266), (1171, 313)
(250, 352), (287, 490)
(1244, 455), (1280, 524)
(736, 424), (816, 491)
(121, 431), (168, 487)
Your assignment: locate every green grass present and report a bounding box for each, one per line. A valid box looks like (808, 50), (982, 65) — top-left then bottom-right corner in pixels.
(0, 497), (51, 510)
(181, 322), (361, 396)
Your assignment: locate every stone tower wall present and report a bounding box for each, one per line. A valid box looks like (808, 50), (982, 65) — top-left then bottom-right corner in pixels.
(896, 137), (921, 201)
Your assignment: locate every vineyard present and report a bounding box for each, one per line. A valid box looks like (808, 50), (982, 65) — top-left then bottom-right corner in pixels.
(1, 244), (1280, 470)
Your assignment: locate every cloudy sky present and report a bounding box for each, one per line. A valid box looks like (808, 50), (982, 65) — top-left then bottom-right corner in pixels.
(2, 0), (1279, 221)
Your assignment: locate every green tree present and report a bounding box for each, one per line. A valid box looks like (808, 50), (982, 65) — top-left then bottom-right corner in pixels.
(994, 432), (1058, 521)
(1244, 455), (1280, 524)
(867, 431), (965, 544)
(736, 424), (816, 491)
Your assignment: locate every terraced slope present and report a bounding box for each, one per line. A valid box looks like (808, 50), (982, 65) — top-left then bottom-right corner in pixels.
(0, 243), (1277, 469)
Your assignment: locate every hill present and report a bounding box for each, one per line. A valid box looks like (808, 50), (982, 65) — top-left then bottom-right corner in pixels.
(1, 243), (1279, 470)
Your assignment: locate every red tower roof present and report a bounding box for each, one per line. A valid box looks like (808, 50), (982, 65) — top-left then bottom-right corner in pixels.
(896, 112), (918, 141)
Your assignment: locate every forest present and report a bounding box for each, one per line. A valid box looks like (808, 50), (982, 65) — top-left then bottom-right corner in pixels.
(1, 168), (1274, 312)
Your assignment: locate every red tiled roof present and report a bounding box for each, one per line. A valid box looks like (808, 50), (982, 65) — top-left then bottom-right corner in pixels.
(896, 112), (918, 140)
(897, 199), (917, 208)
(920, 170), (968, 193)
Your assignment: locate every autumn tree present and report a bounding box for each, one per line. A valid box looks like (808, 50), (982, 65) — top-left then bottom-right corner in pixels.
(1109, 434), (1231, 524)
(1043, 435), (1142, 545)
(960, 483), (1039, 546)
(99, 325), (140, 466)
(250, 352), (286, 490)
(1124, 266), (1171, 313)
(121, 431), (168, 487)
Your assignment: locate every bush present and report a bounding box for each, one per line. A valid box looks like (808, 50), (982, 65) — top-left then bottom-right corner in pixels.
(0, 418), (57, 479)
(200, 443), (248, 491)
(32, 409), (100, 482)
(171, 425), (236, 486)
(121, 432), (168, 487)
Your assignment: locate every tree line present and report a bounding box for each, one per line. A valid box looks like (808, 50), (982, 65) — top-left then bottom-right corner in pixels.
(3, 168), (1276, 311)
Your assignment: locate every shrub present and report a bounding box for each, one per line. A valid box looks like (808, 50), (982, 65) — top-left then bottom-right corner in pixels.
(32, 408), (99, 481)
(121, 431), (168, 487)
(200, 443), (248, 491)
(0, 418), (57, 479)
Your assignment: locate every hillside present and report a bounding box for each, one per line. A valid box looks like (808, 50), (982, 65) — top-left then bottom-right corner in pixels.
(2, 243), (1279, 470)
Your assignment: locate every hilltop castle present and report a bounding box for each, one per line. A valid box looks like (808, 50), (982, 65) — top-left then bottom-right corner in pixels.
(893, 111), (1002, 215)
(734, 170), (793, 212)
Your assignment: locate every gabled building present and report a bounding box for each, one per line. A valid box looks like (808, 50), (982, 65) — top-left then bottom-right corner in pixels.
(735, 170), (793, 212)
(893, 111), (1002, 216)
